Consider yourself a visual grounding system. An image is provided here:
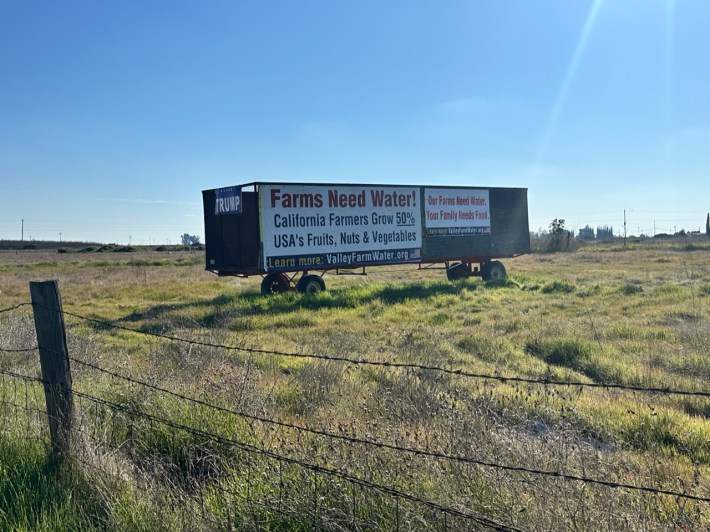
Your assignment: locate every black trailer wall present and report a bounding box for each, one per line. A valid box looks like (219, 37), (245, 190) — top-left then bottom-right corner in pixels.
(420, 187), (529, 262)
(203, 189), (261, 275)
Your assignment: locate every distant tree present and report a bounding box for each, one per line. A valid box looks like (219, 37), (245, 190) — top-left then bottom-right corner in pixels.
(180, 233), (201, 246)
(549, 219), (567, 251)
(596, 226), (614, 240)
(578, 225), (595, 239)
(550, 219), (565, 235)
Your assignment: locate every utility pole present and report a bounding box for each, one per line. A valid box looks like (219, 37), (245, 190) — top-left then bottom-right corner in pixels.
(59, 232), (62, 243)
(623, 210), (627, 248)
(21, 219), (24, 242)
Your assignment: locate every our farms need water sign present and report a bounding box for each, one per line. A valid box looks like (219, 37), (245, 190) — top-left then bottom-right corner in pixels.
(260, 184), (422, 271)
(424, 188), (490, 236)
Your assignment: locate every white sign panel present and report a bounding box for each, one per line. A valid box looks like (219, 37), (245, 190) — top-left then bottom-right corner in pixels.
(424, 188), (490, 236)
(260, 185), (422, 271)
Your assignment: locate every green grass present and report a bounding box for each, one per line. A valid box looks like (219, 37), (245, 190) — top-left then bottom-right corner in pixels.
(0, 441), (101, 531)
(1, 243), (709, 530)
(540, 279), (576, 293)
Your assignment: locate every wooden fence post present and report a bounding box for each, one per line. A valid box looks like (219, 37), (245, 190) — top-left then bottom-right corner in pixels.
(29, 280), (73, 460)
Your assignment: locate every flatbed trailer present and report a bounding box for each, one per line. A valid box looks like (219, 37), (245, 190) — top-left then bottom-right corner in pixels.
(203, 182), (529, 294)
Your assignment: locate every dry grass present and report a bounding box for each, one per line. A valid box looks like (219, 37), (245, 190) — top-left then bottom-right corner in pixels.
(0, 241), (708, 530)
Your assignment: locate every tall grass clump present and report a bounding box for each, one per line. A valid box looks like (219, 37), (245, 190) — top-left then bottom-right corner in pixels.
(457, 334), (515, 365)
(540, 280), (576, 293)
(525, 337), (624, 384)
(526, 337), (594, 368)
(619, 282), (643, 295)
(0, 437), (107, 530)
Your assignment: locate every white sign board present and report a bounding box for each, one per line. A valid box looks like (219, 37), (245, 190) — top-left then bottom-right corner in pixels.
(424, 188), (490, 236)
(260, 184), (422, 271)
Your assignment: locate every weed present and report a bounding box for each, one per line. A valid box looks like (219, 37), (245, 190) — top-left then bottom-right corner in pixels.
(457, 334), (514, 364)
(541, 280), (576, 293)
(526, 338), (593, 367)
(620, 282), (644, 295)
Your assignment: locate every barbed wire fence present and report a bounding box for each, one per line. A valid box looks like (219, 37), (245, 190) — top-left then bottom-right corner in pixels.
(1, 288), (709, 531)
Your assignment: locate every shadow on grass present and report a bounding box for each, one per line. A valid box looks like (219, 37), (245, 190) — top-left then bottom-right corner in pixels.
(79, 278), (521, 335)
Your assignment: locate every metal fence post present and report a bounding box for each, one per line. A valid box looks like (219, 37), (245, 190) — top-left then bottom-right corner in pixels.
(30, 280), (73, 460)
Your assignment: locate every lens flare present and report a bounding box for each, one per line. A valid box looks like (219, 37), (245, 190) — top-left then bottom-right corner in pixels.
(534, 0), (605, 172)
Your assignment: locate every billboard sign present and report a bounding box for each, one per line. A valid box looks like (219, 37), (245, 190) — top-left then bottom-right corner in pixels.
(424, 188), (490, 236)
(260, 184), (422, 271)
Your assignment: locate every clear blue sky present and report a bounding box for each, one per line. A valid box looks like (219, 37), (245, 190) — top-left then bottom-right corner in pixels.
(1, 0), (708, 244)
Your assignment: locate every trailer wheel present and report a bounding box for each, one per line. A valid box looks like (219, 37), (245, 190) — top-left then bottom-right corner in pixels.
(446, 262), (471, 281)
(482, 260), (506, 282)
(297, 274), (326, 295)
(261, 273), (290, 295)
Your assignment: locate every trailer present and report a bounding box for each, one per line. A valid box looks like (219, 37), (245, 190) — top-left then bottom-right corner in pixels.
(203, 182), (529, 294)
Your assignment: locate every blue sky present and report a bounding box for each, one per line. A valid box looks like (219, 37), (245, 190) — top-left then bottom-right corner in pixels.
(1, 0), (708, 244)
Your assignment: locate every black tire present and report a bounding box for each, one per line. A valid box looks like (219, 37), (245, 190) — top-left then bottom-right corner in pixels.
(481, 260), (506, 282)
(296, 274), (326, 294)
(446, 262), (470, 281)
(261, 273), (290, 295)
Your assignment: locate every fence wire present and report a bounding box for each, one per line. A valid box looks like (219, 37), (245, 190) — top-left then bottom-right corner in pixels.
(1, 299), (708, 531)
(53, 306), (709, 398)
(66, 355), (710, 503)
(73, 385), (517, 531)
(0, 303), (32, 315)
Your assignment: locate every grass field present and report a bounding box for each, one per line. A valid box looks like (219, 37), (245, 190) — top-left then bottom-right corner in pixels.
(0, 240), (708, 530)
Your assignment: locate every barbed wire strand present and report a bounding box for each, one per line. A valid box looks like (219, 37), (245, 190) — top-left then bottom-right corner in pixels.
(0, 346), (38, 353)
(0, 303), (35, 354)
(4, 365), (708, 505)
(0, 303), (32, 314)
(0, 293), (706, 527)
(49, 306), (710, 398)
(69, 386), (517, 531)
(0, 369), (514, 529)
(0, 368), (41, 384)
